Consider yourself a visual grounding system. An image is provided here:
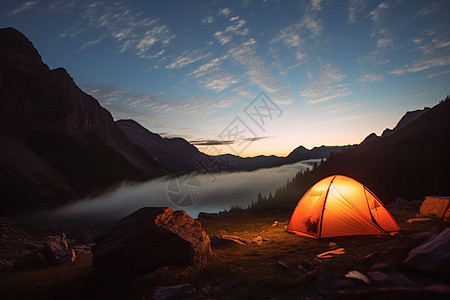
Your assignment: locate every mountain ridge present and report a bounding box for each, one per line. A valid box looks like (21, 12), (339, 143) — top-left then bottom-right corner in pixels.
(0, 27), (167, 215)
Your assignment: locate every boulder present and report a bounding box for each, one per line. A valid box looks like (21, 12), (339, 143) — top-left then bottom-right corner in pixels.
(92, 207), (210, 277)
(43, 234), (76, 265)
(210, 235), (250, 249)
(420, 196), (450, 218)
(404, 228), (450, 275)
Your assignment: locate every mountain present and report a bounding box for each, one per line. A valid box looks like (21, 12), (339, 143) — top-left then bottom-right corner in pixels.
(362, 107), (432, 142)
(314, 96), (450, 203)
(276, 145), (353, 166)
(214, 154), (282, 171)
(0, 27), (166, 215)
(116, 119), (208, 173)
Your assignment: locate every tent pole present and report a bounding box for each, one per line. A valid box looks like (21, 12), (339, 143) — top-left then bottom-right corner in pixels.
(318, 175), (337, 239)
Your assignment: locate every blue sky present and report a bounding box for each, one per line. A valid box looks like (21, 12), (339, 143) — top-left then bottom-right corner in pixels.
(2, 0), (449, 156)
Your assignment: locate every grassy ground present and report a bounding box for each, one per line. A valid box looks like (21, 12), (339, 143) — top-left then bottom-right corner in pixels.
(0, 207), (446, 299)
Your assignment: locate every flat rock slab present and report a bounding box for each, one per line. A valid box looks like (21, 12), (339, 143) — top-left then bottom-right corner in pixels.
(404, 227), (450, 276)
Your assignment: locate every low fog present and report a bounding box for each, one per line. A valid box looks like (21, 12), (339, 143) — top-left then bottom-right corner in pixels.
(30, 160), (320, 229)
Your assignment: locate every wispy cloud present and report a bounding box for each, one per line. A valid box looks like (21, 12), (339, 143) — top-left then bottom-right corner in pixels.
(166, 51), (210, 69)
(218, 8), (232, 17)
(214, 19), (248, 45)
(358, 73), (384, 82)
(369, 2), (393, 48)
(60, 2), (175, 58)
(416, 1), (444, 17)
(348, 0), (368, 24)
(391, 32), (450, 75)
(8, 1), (36, 15)
(200, 74), (239, 92)
(190, 136), (270, 146)
(202, 16), (214, 24)
(228, 39), (282, 94)
(300, 62), (352, 104)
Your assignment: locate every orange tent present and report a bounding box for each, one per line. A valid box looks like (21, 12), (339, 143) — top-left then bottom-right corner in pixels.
(287, 175), (400, 238)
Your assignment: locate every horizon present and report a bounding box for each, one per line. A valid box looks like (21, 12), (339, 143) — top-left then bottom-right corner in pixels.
(2, 0), (449, 157)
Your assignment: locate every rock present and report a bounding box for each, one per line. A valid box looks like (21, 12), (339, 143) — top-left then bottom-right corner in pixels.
(368, 271), (413, 286)
(345, 270), (370, 284)
(275, 260), (291, 272)
(153, 284), (195, 300)
(420, 196), (450, 218)
(369, 263), (395, 272)
(92, 207), (210, 277)
(43, 234), (76, 265)
(272, 221), (279, 227)
(210, 235), (250, 249)
(299, 259), (317, 271)
(251, 236), (263, 245)
(14, 251), (50, 270)
(404, 227), (450, 275)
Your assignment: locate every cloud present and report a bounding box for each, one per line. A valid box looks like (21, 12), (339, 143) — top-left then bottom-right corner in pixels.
(8, 1), (36, 15)
(391, 32), (450, 75)
(300, 62), (352, 104)
(166, 52), (210, 69)
(228, 39), (282, 94)
(60, 2), (175, 58)
(200, 74), (240, 92)
(190, 139), (234, 146)
(214, 19), (248, 45)
(368, 2), (394, 49)
(416, 1), (444, 17)
(358, 73), (384, 82)
(202, 16), (214, 24)
(325, 100), (368, 114)
(348, 0), (368, 23)
(218, 8), (232, 17)
(188, 57), (223, 78)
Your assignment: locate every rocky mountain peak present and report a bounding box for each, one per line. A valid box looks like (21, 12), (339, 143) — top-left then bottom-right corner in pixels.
(0, 27), (49, 73)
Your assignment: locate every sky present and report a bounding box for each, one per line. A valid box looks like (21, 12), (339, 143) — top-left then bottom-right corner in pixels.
(2, 0), (449, 157)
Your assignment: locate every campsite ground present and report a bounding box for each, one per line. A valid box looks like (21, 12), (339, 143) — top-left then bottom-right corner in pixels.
(0, 203), (448, 299)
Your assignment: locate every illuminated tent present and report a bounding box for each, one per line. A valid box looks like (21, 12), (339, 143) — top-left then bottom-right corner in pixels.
(287, 175), (400, 238)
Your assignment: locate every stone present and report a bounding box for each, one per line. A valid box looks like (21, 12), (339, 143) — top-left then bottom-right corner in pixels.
(92, 207), (210, 277)
(251, 236), (263, 245)
(210, 235), (250, 249)
(368, 271), (413, 286)
(345, 270), (370, 284)
(275, 261), (291, 272)
(153, 284), (195, 300)
(43, 234), (76, 265)
(420, 196), (450, 218)
(404, 227), (450, 275)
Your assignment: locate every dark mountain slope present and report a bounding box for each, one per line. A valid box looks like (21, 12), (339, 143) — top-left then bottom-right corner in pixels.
(314, 97), (450, 202)
(116, 119), (208, 173)
(0, 27), (166, 215)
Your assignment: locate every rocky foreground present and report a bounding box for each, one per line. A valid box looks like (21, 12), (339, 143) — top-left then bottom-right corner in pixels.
(0, 199), (449, 299)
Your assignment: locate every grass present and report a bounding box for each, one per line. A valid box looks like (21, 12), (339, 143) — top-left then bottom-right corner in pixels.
(0, 208), (446, 299)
